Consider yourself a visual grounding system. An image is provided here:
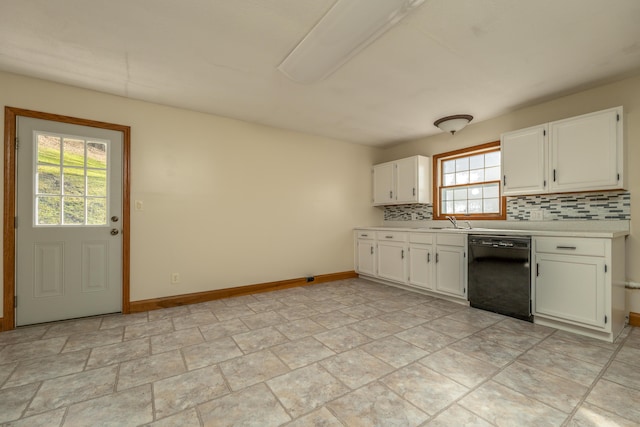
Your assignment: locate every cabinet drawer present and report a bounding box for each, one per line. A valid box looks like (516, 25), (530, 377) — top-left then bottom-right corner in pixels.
(356, 230), (375, 240)
(377, 231), (407, 242)
(409, 233), (433, 244)
(535, 237), (605, 257)
(437, 233), (466, 247)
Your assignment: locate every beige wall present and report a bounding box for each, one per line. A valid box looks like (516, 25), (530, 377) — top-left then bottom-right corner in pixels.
(381, 74), (640, 284)
(0, 71), (383, 315)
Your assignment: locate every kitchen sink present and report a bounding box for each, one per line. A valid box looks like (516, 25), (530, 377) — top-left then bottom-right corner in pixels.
(408, 226), (499, 232)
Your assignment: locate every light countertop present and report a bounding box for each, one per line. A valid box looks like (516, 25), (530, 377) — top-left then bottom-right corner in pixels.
(355, 220), (629, 239)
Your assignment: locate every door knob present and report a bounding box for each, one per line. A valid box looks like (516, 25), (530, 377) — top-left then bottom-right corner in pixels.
(110, 229), (119, 236)
(111, 216), (119, 222)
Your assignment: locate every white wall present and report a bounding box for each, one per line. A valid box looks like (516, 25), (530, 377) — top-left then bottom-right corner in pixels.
(382, 74), (640, 291)
(0, 71), (383, 314)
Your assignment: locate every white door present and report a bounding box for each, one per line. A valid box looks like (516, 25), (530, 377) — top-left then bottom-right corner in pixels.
(549, 108), (620, 192)
(501, 124), (548, 196)
(535, 253), (606, 329)
(435, 245), (466, 297)
(373, 162), (394, 205)
(377, 241), (407, 283)
(408, 243), (433, 290)
(16, 117), (123, 326)
(356, 240), (376, 276)
(395, 157), (417, 203)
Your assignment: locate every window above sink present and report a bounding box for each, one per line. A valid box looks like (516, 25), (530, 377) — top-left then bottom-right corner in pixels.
(433, 141), (506, 221)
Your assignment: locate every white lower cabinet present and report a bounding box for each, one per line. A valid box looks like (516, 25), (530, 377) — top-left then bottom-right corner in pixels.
(356, 240), (376, 277)
(377, 231), (408, 283)
(533, 236), (626, 342)
(354, 230), (466, 302)
(408, 233), (434, 290)
(535, 253), (605, 328)
(354, 229), (626, 342)
(355, 231), (376, 277)
(434, 240), (467, 298)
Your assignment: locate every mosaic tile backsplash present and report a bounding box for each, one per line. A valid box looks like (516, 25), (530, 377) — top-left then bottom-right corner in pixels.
(383, 204), (433, 221)
(382, 191), (630, 221)
(507, 191), (630, 221)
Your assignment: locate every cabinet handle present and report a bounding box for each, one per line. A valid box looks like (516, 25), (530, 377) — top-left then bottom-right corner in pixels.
(389, 191), (393, 199)
(385, 235), (393, 239)
(370, 247), (374, 255)
(401, 250), (404, 259)
(553, 169), (557, 182)
(503, 175), (506, 186)
(556, 246), (577, 250)
(436, 253), (439, 263)
(427, 253), (431, 263)
(361, 234), (368, 237)
(543, 180), (546, 187)
(413, 188), (416, 196)
(536, 263), (539, 277)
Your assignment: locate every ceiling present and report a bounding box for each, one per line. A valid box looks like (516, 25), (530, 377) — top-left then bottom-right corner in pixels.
(1, 0), (640, 147)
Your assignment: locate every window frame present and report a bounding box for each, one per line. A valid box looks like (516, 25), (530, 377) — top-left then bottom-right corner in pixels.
(432, 141), (506, 221)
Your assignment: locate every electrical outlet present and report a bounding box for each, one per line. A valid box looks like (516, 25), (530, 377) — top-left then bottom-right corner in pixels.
(530, 210), (544, 221)
(135, 200), (144, 211)
(171, 273), (180, 284)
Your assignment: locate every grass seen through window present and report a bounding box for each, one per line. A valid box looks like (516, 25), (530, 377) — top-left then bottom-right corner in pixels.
(36, 134), (108, 226)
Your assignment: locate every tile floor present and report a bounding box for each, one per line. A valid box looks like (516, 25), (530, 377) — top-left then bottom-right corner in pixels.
(1, 278), (639, 426)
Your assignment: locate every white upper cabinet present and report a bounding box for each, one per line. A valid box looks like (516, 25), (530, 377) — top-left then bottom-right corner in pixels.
(373, 155), (431, 205)
(550, 107), (624, 192)
(501, 124), (548, 196)
(500, 106), (625, 196)
(373, 162), (394, 205)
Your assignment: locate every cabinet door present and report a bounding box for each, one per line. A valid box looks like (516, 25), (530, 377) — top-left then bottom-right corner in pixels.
(373, 163), (395, 205)
(535, 253), (606, 329)
(409, 243), (433, 290)
(377, 241), (407, 283)
(435, 245), (466, 297)
(356, 240), (376, 276)
(501, 125), (547, 196)
(550, 108), (621, 192)
(395, 157), (418, 203)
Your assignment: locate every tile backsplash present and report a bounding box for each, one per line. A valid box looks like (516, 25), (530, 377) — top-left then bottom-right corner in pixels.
(383, 204), (433, 221)
(382, 191), (630, 221)
(507, 191), (630, 221)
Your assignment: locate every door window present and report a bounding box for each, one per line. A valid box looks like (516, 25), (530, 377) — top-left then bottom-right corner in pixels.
(34, 131), (109, 226)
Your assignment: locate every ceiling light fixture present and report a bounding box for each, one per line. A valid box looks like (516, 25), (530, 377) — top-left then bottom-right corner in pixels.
(278, 0), (426, 84)
(433, 115), (474, 135)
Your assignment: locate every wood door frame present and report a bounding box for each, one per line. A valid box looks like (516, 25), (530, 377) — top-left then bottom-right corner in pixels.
(3, 107), (131, 331)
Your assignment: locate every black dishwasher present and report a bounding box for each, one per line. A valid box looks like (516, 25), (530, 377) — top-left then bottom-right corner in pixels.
(468, 235), (532, 322)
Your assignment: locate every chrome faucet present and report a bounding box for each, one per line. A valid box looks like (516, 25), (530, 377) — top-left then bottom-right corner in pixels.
(446, 216), (458, 228)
